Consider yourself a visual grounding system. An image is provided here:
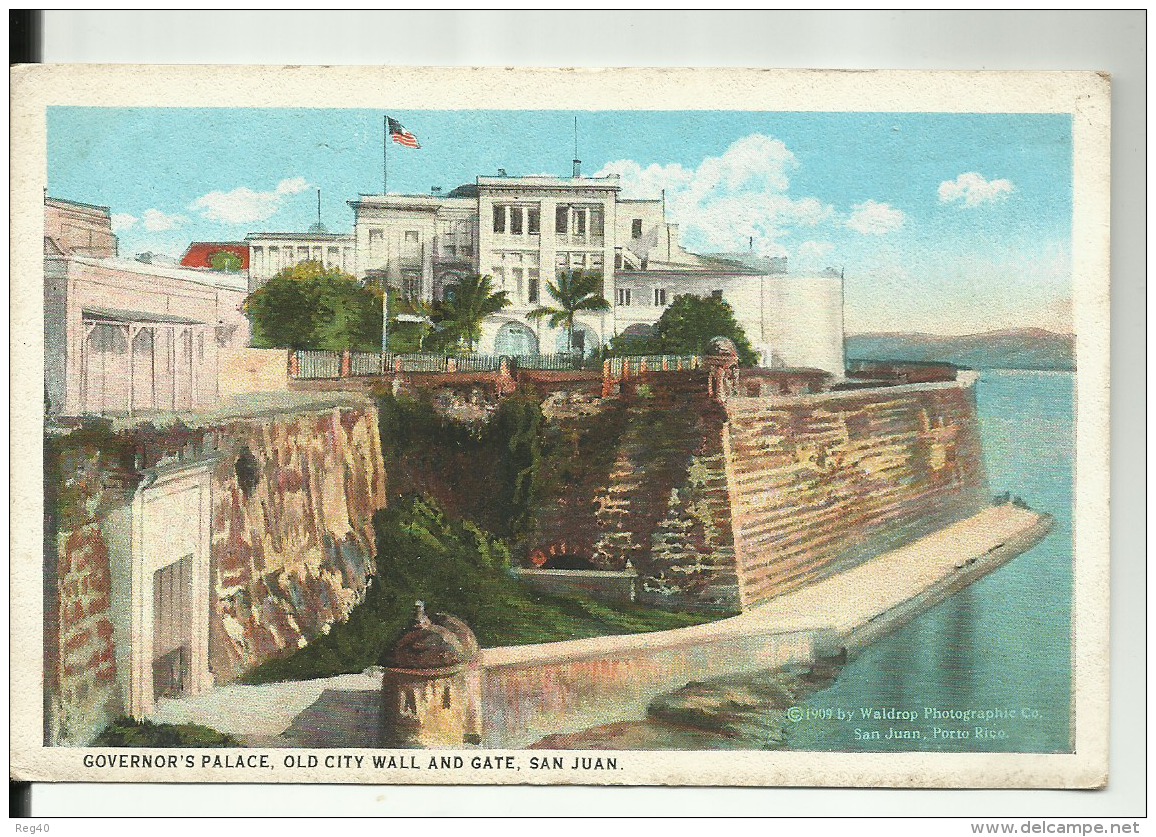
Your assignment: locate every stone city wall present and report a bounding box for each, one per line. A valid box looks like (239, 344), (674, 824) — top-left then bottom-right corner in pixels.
(207, 403), (388, 682)
(723, 376), (989, 608)
(43, 397), (388, 742)
(480, 625), (818, 749)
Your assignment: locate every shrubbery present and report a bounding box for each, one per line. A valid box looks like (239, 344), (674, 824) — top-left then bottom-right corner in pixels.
(244, 261), (382, 352)
(93, 718), (240, 747)
(608, 293), (759, 366)
(240, 495), (712, 685)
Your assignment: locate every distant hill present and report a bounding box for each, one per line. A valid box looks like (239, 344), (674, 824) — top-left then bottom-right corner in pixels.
(845, 328), (1075, 371)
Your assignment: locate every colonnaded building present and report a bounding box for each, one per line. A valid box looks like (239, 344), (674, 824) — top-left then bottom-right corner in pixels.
(243, 168), (846, 376)
(44, 197), (251, 418)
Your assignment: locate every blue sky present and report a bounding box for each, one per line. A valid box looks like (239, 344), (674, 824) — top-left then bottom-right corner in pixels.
(47, 108), (1072, 335)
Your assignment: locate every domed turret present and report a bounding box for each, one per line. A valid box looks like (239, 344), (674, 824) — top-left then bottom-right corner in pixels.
(381, 602), (470, 673)
(430, 611), (479, 659)
(379, 602), (483, 748)
(706, 336), (739, 359)
(705, 336), (741, 403)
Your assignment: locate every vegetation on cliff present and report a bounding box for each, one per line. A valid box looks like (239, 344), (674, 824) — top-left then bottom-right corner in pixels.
(376, 391), (543, 543)
(240, 496), (714, 684)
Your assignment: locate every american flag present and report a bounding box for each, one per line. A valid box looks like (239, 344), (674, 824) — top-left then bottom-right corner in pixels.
(387, 117), (421, 149)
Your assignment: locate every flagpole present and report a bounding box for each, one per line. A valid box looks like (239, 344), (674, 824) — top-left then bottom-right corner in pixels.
(381, 115), (389, 356)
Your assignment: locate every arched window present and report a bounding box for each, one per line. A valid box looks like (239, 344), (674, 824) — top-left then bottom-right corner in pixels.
(442, 685), (452, 709)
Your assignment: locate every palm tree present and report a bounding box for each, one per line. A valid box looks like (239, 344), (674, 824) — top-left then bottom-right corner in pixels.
(441, 274), (510, 352)
(528, 270), (611, 355)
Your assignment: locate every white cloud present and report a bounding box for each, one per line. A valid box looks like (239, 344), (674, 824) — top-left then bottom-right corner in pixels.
(110, 213), (137, 232)
(938, 172), (1015, 207)
(794, 240), (836, 269)
(845, 200), (905, 235)
(595, 134), (833, 258)
(189, 177), (310, 225)
(141, 208), (185, 232)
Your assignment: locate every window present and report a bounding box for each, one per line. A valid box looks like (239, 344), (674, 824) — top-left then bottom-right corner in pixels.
(443, 685), (452, 709)
(528, 270), (540, 303)
(493, 205), (505, 233)
(654, 288), (667, 306)
(527, 207), (540, 234)
(576, 211), (586, 237)
(510, 206), (523, 235)
(614, 252), (622, 269)
(632, 218), (643, 238)
(402, 271), (421, 300)
(555, 205), (568, 234)
(617, 288), (632, 307)
(404, 230), (419, 244)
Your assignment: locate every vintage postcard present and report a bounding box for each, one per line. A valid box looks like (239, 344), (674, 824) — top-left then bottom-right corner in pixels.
(10, 66), (1110, 788)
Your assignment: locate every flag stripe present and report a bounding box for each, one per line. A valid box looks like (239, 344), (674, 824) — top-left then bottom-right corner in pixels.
(387, 117), (421, 149)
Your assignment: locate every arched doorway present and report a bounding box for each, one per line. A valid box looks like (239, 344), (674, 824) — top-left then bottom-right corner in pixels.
(131, 328), (156, 412)
(555, 325), (600, 357)
(494, 321), (539, 357)
(82, 323), (129, 414)
(529, 542), (596, 570)
(617, 323), (655, 350)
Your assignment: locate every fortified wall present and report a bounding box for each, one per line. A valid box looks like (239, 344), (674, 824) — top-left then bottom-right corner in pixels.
(44, 394), (386, 745)
(723, 375), (989, 608)
(528, 365), (988, 613)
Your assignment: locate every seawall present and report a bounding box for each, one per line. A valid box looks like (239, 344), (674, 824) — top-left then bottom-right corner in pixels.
(724, 374), (989, 608)
(477, 504), (1050, 749)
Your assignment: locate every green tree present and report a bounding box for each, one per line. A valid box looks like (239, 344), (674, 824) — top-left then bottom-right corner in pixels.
(527, 270), (611, 354)
(609, 293), (759, 366)
(208, 250), (243, 272)
(439, 274), (510, 351)
(243, 261), (383, 351)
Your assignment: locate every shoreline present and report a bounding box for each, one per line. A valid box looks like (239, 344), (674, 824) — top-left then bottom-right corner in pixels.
(531, 507), (1054, 751)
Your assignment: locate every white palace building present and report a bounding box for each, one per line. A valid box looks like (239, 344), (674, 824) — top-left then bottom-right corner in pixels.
(245, 167), (846, 376)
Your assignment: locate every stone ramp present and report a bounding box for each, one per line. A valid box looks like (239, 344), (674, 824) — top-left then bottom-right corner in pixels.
(148, 671), (380, 746)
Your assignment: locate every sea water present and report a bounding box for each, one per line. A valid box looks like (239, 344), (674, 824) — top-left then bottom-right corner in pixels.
(785, 369), (1075, 753)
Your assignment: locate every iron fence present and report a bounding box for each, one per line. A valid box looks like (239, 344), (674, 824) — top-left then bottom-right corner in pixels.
(454, 354), (502, 373)
(512, 353), (586, 371)
(350, 352), (385, 376)
(295, 350), (341, 379)
(290, 350), (700, 380)
(606, 355), (701, 377)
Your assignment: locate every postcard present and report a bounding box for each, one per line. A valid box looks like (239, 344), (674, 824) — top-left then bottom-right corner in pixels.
(10, 65), (1110, 788)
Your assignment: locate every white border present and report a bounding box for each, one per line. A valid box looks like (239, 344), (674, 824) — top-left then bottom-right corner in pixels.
(15, 8), (1143, 819)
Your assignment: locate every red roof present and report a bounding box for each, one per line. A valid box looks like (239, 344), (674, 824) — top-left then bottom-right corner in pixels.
(180, 242), (250, 270)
